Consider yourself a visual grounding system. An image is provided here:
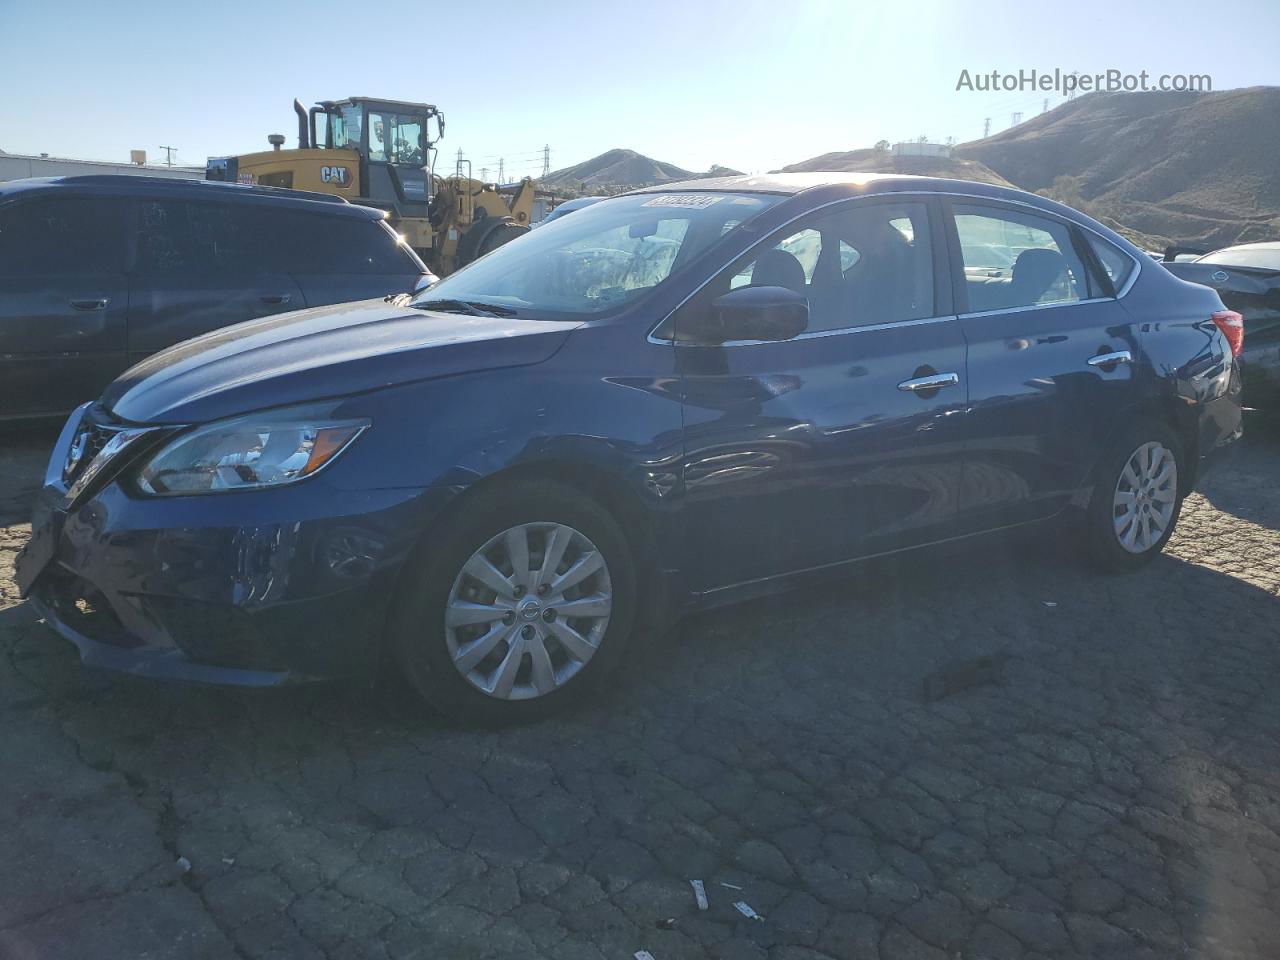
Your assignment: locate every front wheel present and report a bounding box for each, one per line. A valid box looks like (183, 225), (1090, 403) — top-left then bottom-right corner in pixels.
(1083, 421), (1185, 573)
(389, 481), (636, 723)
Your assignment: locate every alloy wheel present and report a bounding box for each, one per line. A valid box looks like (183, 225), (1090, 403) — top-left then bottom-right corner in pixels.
(1112, 441), (1178, 554)
(444, 522), (613, 700)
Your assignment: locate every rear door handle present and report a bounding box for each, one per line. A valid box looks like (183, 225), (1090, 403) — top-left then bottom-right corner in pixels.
(69, 297), (110, 311)
(260, 294), (292, 306)
(898, 372), (960, 392)
(1087, 350), (1132, 367)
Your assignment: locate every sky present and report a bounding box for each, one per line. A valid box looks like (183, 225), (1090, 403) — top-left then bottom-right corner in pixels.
(3, 0), (1277, 178)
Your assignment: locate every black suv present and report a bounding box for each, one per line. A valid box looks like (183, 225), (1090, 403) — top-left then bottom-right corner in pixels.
(0, 175), (431, 420)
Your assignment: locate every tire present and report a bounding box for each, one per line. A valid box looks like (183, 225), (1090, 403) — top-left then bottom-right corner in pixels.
(1082, 419), (1185, 573)
(476, 220), (529, 257)
(389, 480), (637, 724)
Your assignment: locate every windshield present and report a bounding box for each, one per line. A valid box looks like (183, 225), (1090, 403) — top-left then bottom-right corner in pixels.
(414, 192), (783, 319)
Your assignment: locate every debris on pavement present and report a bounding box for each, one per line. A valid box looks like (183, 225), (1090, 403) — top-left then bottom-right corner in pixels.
(733, 901), (764, 921)
(175, 856), (192, 874)
(690, 879), (708, 910)
(634, 951), (656, 960)
(1042, 600), (1058, 608)
(655, 918), (677, 930)
(719, 881), (743, 890)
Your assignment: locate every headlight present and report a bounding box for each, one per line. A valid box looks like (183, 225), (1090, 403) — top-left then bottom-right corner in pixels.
(135, 409), (369, 496)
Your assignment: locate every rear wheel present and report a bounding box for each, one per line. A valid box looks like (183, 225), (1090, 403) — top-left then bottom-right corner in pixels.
(1083, 421), (1185, 572)
(390, 481), (636, 723)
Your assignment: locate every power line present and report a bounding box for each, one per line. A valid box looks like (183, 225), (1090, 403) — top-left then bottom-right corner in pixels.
(158, 145), (177, 167)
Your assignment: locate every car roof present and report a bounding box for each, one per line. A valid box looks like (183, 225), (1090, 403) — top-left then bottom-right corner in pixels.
(625, 171), (1131, 245)
(627, 170), (1065, 210)
(0, 175), (387, 220)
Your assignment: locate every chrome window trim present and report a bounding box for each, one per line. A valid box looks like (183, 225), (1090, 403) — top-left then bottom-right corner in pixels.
(647, 188), (1143, 345)
(959, 296), (1113, 319)
(681, 314), (958, 349)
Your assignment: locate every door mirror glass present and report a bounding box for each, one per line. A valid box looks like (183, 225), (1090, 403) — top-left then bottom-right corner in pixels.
(695, 285), (809, 342)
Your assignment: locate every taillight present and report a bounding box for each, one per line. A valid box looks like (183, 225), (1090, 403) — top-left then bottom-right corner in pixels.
(1211, 310), (1244, 357)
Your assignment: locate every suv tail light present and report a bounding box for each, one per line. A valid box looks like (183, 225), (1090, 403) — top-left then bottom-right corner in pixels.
(1211, 310), (1244, 357)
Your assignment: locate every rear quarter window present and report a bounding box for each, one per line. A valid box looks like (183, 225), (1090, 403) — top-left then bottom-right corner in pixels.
(269, 211), (418, 274)
(1088, 234), (1137, 295)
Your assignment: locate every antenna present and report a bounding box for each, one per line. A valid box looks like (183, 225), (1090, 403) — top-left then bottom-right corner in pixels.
(157, 145), (177, 167)
(983, 117), (991, 138)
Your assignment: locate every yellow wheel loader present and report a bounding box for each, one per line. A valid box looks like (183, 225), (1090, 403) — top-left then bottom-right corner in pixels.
(207, 97), (535, 276)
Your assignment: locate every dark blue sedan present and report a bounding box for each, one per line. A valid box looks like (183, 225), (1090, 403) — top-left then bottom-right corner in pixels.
(16, 173), (1244, 722)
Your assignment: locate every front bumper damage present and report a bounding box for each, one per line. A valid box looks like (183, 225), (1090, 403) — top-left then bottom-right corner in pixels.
(16, 405), (430, 686)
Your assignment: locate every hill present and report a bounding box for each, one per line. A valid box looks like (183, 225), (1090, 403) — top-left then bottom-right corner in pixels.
(955, 87), (1280, 248)
(774, 148), (1014, 188)
(542, 148), (742, 191)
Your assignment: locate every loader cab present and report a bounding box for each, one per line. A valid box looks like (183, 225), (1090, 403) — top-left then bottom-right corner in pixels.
(310, 98), (443, 213)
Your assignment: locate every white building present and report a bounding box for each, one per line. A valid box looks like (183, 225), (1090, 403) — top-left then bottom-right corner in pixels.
(0, 150), (202, 183)
(891, 141), (953, 159)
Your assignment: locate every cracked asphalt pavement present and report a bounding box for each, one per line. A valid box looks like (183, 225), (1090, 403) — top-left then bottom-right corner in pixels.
(2, 423), (1279, 959)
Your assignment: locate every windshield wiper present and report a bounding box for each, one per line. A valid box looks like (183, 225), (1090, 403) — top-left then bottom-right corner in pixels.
(412, 298), (517, 318)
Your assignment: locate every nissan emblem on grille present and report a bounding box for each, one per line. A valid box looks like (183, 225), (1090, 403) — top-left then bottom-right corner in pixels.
(63, 428), (89, 484)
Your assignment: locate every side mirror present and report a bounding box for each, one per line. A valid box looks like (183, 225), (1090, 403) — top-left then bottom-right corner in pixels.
(695, 285), (809, 343)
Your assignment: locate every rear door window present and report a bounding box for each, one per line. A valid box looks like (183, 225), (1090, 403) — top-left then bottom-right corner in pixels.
(0, 196), (125, 276)
(134, 200), (262, 273)
(952, 204), (1089, 312)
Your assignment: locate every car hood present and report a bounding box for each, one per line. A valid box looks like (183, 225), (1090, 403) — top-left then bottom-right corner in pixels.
(102, 298), (581, 424)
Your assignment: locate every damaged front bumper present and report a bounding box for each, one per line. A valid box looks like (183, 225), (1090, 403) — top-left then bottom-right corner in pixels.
(16, 406), (431, 686)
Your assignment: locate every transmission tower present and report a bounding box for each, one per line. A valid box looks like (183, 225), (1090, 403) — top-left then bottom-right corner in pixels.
(1042, 98), (1049, 114)
(480, 167), (489, 182)
(983, 117), (991, 138)
(1010, 112), (1023, 127)
(541, 144), (551, 178)
(498, 158), (505, 183)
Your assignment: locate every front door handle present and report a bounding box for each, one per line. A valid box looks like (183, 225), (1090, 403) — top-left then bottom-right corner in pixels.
(898, 372), (960, 392)
(1087, 350), (1132, 367)
(260, 294), (293, 306)
(69, 297), (110, 311)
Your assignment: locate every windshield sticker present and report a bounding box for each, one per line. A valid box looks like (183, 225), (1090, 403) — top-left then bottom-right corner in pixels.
(641, 194), (724, 209)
